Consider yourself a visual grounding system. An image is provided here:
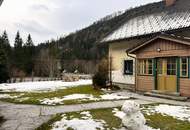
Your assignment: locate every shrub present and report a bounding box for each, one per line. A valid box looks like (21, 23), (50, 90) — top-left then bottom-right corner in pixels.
(93, 72), (107, 89)
(93, 58), (108, 89)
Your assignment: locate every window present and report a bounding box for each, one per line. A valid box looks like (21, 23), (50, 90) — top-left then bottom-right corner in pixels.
(148, 59), (153, 74)
(138, 59), (153, 75)
(167, 58), (176, 75)
(124, 60), (133, 75)
(180, 58), (188, 77)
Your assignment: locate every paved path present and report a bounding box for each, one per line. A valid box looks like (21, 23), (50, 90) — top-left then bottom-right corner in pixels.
(0, 91), (190, 130)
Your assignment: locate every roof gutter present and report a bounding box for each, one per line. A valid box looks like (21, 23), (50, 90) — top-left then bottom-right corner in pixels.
(126, 50), (136, 59)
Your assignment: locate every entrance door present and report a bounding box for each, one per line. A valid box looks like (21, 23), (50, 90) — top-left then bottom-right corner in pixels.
(157, 58), (177, 92)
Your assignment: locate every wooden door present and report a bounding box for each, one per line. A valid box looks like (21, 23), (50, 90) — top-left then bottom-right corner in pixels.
(157, 58), (177, 92)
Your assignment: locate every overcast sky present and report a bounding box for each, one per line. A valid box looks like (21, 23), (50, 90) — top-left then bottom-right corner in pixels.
(0, 0), (160, 45)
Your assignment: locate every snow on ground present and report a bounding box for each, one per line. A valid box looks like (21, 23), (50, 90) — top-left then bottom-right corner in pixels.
(142, 104), (190, 122)
(62, 94), (97, 101)
(52, 111), (106, 130)
(40, 94), (99, 105)
(0, 80), (92, 92)
(112, 108), (126, 119)
(40, 97), (65, 105)
(40, 93), (130, 105)
(0, 94), (23, 99)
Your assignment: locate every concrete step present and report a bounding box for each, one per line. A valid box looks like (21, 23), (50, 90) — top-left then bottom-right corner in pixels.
(151, 90), (180, 97)
(144, 92), (188, 101)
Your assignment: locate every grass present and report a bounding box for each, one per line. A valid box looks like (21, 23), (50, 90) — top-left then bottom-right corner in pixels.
(0, 85), (104, 105)
(36, 108), (122, 130)
(36, 105), (190, 130)
(0, 85), (132, 106)
(36, 114), (62, 130)
(145, 114), (190, 130)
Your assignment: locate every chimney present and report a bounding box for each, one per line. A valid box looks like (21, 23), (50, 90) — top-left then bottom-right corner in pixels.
(165, 0), (176, 6)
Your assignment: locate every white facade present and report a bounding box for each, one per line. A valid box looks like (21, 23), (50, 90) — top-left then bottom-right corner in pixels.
(109, 40), (137, 86)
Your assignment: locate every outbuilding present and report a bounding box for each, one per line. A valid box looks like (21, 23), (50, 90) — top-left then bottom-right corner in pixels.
(129, 34), (190, 97)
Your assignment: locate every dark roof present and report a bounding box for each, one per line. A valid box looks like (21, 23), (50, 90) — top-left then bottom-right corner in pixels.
(102, 0), (190, 43)
(128, 33), (190, 54)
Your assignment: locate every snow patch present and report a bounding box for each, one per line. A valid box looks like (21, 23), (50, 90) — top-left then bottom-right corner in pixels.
(52, 111), (106, 130)
(40, 93), (130, 105)
(112, 108), (126, 119)
(0, 80), (92, 92)
(40, 94), (99, 105)
(0, 94), (23, 99)
(63, 94), (98, 101)
(40, 97), (65, 105)
(143, 104), (190, 122)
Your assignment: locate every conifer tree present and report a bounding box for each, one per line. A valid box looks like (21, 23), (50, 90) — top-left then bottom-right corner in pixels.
(1, 31), (11, 58)
(13, 31), (24, 71)
(0, 48), (9, 83)
(14, 31), (23, 48)
(24, 34), (35, 74)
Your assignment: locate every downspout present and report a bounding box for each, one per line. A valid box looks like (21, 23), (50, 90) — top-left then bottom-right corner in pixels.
(126, 51), (137, 92)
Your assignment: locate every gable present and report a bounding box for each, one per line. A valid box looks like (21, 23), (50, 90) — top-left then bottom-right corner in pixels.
(136, 38), (189, 53)
(134, 38), (190, 58)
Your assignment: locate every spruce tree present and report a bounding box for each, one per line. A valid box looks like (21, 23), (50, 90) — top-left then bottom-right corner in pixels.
(0, 48), (9, 83)
(2, 31), (10, 47)
(1, 30), (11, 60)
(13, 31), (24, 71)
(24, 34), (35, 74)
(14, 31), (23, 48)
(1, 31), (11, 76)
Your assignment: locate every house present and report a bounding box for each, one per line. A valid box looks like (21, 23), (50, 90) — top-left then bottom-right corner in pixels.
(101, 0), (190, 95)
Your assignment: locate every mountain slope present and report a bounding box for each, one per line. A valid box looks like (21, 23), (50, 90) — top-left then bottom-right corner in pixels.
(54, 1), (165, 60)
(35, 1), (165, 73)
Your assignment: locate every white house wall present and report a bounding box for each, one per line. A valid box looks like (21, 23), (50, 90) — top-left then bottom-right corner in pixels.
(109, 41), (136, 85)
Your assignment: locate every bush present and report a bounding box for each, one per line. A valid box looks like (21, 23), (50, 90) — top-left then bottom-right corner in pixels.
(93, 58), (108, 89)
(93, 72), (107, 89)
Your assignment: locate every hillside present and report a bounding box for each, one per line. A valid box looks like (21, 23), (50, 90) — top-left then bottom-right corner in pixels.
(36, 0), (165, 73)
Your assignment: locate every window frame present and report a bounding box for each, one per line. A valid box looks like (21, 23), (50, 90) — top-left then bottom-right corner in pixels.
(180, 57), (189, 78)
(138, 59), (153, 76)
(124, 60), (133, 75)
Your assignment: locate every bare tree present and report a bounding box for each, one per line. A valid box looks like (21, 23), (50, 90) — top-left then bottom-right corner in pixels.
(34, 49), (60, 77)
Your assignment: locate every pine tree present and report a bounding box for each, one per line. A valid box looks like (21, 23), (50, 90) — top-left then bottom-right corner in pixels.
(0, 48), (9, 83)
(25, 34), (34, 47)
(1, 31), (11, 58)
(24, 34), (35, 75)
(0, 31), (11, 77)
(2, 31), (10, 47)
(13, 31), (25, 71)
(14, 31), (23, 48)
